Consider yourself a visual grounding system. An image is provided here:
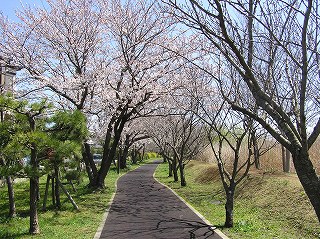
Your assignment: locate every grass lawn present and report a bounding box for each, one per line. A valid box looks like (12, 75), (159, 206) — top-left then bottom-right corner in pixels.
(0, 163), (143, 239)
(155, 161), (320, 239)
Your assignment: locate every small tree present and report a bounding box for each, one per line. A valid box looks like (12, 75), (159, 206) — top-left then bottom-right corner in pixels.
(118, 120), (149, 169)
(0, 94), (51, 234)
(44, 110), (87, 210)
(147, 113), (207, 186)
(207, 107), (257, 227)
(166, 113), (206, 186)
(0, 110), (19, 218)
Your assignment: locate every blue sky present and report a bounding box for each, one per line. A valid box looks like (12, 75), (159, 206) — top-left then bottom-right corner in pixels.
(0, 0), (46, 21)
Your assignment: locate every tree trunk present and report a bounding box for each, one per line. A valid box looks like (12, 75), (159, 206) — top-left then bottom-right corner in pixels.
(254, 153), (260, 169)
(285, 148), (291, 173)
(0, 158), (16, 217)
(163, 155), (167, 163)
(141, 145), (145, 161)
(29, 140), (40, 234)
(82, 150), (93, 183)
(172, 158), (179, 182)
(121, 134), (130, 169)
(282, 145), (291, 173)
(82, 143), (96, 185)
(93, 117), (127, 189)
(281, 145), (285, 171)
(84, 142), (97, 177)
(6, 176), (16, 217)
(168, 159), (173, 177)
(51, 176), (55, 206)
(29, 177), (40, 234)
(224, 188), (235, 228)
(179, 162), (186, 187)
(42, 175), (51, 211)
(92, 127), (113, 189)
(120, 146), (129, 169)
(35, 175), (40, 202)
(94, 148), (116, 188)
(292, 150), (320, 222)
(54, 164), (61, 209)
(252, 133), (260, 169)
(94, 139), (120, 188)
(117, 150), (121, 175)
(131, 147), (138, 164)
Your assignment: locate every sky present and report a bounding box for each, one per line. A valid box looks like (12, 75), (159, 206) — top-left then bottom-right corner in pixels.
(0, 0), (46, 21)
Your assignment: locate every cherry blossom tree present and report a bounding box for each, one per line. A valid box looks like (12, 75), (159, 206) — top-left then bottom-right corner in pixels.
(146, 115), (179, 179)
(205, 101), (264, 228)
(118, 120), (149, 169)
(0, 0), (103, 185)
(149, 113), (207, 186)
(0, 0), (102, 106)
(83, 0), (177, 188)
(145, 92), (208, 187)
(164, 0), (320, 222)
(164, 61), (277, 226)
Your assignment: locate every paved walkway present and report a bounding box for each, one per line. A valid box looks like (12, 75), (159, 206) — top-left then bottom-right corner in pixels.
(97, 161), (225, 239)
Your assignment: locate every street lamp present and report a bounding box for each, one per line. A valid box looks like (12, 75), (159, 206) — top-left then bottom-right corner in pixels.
(0, 58), (19, 121)
(0, 64), (17, 94)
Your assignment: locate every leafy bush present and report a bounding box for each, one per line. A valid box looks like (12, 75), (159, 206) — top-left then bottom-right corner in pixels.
(146, 152), (158, 159)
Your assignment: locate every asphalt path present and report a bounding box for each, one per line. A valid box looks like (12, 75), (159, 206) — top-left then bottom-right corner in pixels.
(98, 161), (224, 239)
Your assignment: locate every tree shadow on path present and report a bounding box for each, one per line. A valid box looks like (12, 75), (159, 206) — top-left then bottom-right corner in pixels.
(99, 162), (223, 239)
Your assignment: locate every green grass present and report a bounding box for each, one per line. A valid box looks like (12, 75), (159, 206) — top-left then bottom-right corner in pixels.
(0, 163), (143, 239)
(155, 161), (320, 239)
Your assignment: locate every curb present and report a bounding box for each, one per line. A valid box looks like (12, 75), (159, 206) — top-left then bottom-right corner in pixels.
(153, 167), (230, 239)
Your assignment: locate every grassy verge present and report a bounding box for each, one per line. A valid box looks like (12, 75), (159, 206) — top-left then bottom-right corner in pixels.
(0, 163), (143, 239)
(155, 161), (320, 239)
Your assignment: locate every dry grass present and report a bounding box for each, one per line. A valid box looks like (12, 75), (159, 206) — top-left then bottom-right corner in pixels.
(309, 139), (320, 172)
(198, 146), (216, 163)
(194, 166), (220, 183)
(185, 161), (220, 183)
(199, 136), (320, 174)
(258, 145), (289, 172)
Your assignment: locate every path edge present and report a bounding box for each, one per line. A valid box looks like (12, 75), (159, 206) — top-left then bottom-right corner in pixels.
(92, 173), (123, 239)
(153, 165), (230, 239)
